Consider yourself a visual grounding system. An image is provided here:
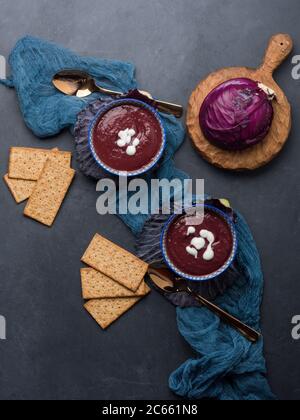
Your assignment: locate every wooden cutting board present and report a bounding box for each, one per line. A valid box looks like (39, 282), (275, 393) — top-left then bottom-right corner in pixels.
(187, 34), (293, 171)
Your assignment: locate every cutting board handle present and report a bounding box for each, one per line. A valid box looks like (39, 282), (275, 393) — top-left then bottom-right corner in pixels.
(260, 34), (293, 75)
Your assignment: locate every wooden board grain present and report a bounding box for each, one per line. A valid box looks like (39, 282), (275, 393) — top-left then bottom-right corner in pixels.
(187, 34), (293, 170)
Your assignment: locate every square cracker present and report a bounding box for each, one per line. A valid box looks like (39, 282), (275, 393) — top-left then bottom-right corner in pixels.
(81, 268), (150, 299)
(9, 147), (72, 181)
(24, 159), (75, 226)
(81, 234), (149, 292)
(84, 297), (142, 330)
(4, 148), (60, 204)
(4, 174), (36, 204)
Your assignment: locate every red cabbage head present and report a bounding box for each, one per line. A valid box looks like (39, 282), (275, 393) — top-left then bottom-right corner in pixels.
(199, 78), (274, 151)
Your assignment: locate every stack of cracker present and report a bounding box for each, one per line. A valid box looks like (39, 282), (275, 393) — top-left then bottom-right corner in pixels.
(81, 234), (150, 330)
(4, 147), (75, 227)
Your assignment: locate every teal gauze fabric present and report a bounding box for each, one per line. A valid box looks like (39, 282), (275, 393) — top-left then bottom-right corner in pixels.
(1, 37), (274, 400)
(170, 213), (275, 400)
(0, 36), (188, 233)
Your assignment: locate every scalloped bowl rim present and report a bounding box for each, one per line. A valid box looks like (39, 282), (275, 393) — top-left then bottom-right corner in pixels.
(160, 204), (238, 282)
(88, 98), (166, 177)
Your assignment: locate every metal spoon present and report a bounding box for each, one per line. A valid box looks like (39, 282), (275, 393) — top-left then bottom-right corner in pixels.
(147, 264), (261, 343)
(52, 70), (183, 118)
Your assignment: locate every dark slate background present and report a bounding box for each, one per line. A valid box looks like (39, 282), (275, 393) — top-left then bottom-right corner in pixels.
(0, 0), (299, 401)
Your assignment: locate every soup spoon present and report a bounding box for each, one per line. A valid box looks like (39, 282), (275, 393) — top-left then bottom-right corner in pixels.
(52, 70), (183, 118)
(147, 263), (261, 343)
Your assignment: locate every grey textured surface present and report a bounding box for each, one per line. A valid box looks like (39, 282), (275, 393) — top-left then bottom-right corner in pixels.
(0, 0), (299, 401)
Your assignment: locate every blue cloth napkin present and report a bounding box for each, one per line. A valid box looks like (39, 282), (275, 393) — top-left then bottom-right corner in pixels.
(169, 213), (275, 400)
(0, 36), (188, 233)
